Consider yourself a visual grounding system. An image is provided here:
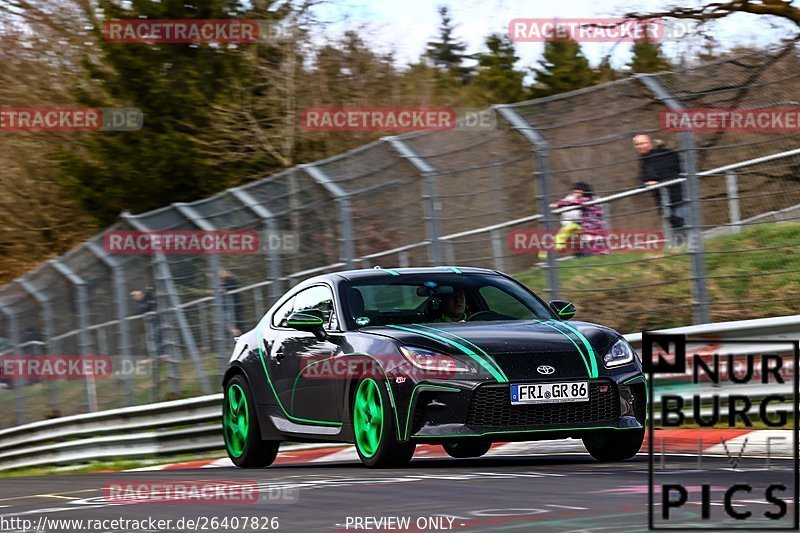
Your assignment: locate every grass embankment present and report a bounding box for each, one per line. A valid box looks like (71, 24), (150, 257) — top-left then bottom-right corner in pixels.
(514, 222), (800, 333)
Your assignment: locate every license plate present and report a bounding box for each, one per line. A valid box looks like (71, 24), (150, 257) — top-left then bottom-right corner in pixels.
(510, 382), (589, 405)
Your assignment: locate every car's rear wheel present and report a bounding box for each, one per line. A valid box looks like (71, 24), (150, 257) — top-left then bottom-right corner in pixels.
(353, 377), (415, 468)
(583, 428), (644, 462)
(443, 439), (491, 458)
(223, 375), (280, 468)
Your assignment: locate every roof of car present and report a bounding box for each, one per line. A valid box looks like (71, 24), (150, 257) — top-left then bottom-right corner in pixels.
(328, 266), (500, 282)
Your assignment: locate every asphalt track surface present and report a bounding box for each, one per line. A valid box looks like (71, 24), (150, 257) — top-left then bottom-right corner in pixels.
(0, 452), (795, 533)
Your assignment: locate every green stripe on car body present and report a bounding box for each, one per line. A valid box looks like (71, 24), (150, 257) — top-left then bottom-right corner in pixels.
(387, 324), (508, 383)
(284, 349), (403, 439)
(255, 320), (341, 427)
(531, 319), (593, 378)
(286, 312), (324, 326)
(441, 266), (462, 274)
(413, 323), (509, 383)
(553, 320), (599, 378)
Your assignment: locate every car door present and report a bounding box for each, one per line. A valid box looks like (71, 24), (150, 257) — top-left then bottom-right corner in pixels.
(267, 284), (343, 425)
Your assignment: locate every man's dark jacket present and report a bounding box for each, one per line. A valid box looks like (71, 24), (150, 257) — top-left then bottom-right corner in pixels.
(638, 144), (684, 205)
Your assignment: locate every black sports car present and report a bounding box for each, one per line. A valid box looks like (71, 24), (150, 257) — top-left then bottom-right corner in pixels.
(222, 267), (646, 468)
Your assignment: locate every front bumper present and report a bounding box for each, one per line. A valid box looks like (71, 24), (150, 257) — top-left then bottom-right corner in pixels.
(404, 376), (646, 441)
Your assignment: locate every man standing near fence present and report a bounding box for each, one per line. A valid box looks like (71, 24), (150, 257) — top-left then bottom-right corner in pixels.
(633, 134), (687, 245)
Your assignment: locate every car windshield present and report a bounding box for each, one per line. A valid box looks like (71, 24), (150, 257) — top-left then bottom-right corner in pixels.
(346, 273), (553, 328)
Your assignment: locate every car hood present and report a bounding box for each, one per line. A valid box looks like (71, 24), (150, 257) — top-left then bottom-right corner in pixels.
(363, 320), (621, 381)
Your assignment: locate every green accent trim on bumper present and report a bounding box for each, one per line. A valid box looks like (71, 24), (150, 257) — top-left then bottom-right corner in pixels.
(410, 424), (643, 439)
(622, 375), (645, 385)
(403, 384), (461, 441)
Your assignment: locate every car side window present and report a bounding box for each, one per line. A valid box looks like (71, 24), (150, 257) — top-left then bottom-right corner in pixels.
(292, 285), (336, 330)
(271, 297), (295, 328)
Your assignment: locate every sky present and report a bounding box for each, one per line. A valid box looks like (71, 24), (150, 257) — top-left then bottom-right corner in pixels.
(310, 0), (799, 71)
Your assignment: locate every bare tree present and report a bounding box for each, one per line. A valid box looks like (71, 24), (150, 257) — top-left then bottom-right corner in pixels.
(0, 1), (98, 283)
(625, 1), (800, 27)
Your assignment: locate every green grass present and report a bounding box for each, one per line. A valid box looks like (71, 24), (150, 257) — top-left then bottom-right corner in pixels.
(514, 222), (800, 333)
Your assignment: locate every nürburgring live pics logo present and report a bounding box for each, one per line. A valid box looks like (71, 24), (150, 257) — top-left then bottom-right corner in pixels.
(644, 332), (799, 530)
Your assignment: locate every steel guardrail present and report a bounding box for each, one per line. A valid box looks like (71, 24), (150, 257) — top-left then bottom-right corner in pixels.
(0, 316), (797, 470)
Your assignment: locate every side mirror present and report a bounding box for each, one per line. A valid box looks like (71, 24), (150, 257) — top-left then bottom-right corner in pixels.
(286, 309), (327, 340)
(550, 300), (576, 320)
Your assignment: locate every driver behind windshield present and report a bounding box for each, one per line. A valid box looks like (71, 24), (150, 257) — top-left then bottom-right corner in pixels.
(439, 287), (467, 322)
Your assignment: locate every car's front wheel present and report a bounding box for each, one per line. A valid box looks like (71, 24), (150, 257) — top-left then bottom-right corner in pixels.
(223, 375), (280, 468)
(583, 428), (644, 462)
(443, 439), (491, 458)
(352, 378), (415, 468)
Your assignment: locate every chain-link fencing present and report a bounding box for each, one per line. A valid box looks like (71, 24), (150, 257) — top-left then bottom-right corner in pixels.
(1, 44), (799, 427)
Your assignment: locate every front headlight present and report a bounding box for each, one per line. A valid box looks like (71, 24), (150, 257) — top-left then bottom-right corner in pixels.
(603, 338), (635, 368)
(399, 346), (474, 373)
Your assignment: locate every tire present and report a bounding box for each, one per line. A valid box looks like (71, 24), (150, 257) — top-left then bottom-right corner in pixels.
(583, 428), (644, 462)
(352, 377), (415, 468)
(443, 439), (491, 459)
(223, 374), (280, 468)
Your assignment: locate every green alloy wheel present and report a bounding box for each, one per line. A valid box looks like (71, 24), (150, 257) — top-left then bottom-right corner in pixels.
(352, 378), (415, 468)
(353, 378), (384, 457)
(223, 375), (280, 468)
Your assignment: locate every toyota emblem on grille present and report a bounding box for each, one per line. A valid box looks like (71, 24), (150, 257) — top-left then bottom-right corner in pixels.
(537, 365), (556, 375)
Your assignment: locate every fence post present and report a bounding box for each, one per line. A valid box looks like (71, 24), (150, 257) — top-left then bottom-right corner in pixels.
(658, 188), (675, 246)
(494, 105), (560, 299)
(302, 164), (356, 268)
(383, 137), (443, 265)
(16, 277), (61, 413)
(86, 242), (134, 406)
(639, 74), (710, 324)
(121, 212), (211, 395)
(398, 251), (410, 268)
(228, 188), (283, 300)
(173, 203), (229, 370)
(443, 240), (455, 263)
(48, 259), (98, 413)
(491, 229), (506, 271)
(0, 302), (24, 424)
(726, 171), (742, 234)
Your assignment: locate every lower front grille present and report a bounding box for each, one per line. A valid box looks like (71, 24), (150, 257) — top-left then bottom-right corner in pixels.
(465, 381), (620, 429)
